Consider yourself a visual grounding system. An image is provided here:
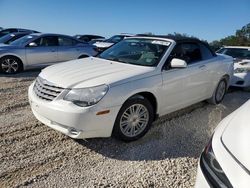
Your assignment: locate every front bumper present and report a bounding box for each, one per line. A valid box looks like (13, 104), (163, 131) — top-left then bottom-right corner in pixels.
(28, 82), (121, 139)
(230, 72), (250, 87)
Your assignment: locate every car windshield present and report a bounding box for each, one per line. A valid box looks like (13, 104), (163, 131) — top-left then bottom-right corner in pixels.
(10, 35), (34, 46)
(104, 35), (125, 43)
(0, 34), (13, 43)
(217, 48), (250, 60)
(98, 38), (170, 67)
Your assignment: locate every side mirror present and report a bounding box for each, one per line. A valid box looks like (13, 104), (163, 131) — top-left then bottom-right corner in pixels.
(170, 58), (187, 68)
(28, 42), (37, 47)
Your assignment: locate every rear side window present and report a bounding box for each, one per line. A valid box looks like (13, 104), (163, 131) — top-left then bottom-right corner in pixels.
(58, 37), (77, 46)
(199, 43), (214, 60)
(219, 48), (250, 59)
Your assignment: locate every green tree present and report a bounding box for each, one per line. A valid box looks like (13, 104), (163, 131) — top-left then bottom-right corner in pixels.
(210, 23), (250, 50)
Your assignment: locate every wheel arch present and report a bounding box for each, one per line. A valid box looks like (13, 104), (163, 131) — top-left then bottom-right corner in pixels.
(78, 54), (90, 59)
(124, 91), (158, 120)
(222, 74), (230, 88)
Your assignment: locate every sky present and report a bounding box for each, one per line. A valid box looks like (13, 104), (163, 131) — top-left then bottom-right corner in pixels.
(0, 0), (249, 42)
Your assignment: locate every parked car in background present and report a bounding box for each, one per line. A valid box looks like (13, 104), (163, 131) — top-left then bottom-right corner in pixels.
(0, 27), (3, 31)
(74, 34), (105, 43)
(0, 28), (39, 38)
(29, 35), (233, 141)
(0, 33), (98, 74)
(0, 32), (32, 45)
(217, 46), (250, 88)
(89, 38), (106, 44)
(93, 33), (134, 53)
(195, 100), (250, 188)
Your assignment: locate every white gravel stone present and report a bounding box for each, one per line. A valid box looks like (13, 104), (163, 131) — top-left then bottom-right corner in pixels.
(0, 71), (249, 188)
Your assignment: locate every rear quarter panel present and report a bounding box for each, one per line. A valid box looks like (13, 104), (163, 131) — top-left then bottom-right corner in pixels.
(207, 54), (233, 97)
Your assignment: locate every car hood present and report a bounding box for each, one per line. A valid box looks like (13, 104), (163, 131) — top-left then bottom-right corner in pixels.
(39, 57), (155, 88)
(93, 42), (114, 48)
(221, 100), (250, 172)
(234, 59), (250, 69)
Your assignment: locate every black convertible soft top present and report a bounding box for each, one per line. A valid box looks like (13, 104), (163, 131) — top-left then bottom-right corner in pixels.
(136, 34), (216, 56)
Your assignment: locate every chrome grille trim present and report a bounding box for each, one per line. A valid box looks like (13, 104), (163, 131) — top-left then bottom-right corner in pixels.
(33, 77), (64, 101)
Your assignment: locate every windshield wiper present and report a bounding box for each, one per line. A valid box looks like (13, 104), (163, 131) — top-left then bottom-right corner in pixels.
(104, 57), (128, 64)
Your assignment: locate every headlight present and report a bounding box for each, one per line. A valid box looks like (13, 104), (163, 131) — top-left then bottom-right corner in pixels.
(234, 68), (250, 73)
(200, 136), (233, 187)
(64, 84), (109, 107)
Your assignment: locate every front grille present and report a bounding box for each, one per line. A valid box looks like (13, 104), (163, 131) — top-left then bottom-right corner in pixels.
(33, 77), (64, 101)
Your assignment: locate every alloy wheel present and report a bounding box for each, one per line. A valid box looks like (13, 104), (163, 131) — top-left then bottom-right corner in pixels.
(1, 58), (19, 73)
(119, 104), (149, 137)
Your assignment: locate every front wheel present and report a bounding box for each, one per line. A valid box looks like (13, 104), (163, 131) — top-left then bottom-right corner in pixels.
(0, 56), (22, 74)
(208, 79), (227, 104)
(112, 97), (154, 142)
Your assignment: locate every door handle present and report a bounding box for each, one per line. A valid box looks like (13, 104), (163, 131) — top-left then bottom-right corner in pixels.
(199, 65), (206, 69)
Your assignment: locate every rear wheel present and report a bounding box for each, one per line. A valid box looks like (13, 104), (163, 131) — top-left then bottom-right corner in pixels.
(208, 79), (227, 104)
(112, 97), (154, 141)
(0, 56), (23, 74)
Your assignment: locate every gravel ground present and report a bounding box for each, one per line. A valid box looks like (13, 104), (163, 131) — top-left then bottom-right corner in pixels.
(0, 71), (250, 188)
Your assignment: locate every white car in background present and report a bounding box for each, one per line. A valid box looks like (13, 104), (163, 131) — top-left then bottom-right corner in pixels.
(93, 33), (134, 53)
(217, 46), (250, 88)
(29, 35), (233, 141)
(195, 100), (250, 187)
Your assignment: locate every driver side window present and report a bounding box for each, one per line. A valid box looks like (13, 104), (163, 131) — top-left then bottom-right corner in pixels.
(31, 38), (41, 46)
(171, 43), (202, 64)
(163, 42), (202, 70)
(31, 36), (59, 47)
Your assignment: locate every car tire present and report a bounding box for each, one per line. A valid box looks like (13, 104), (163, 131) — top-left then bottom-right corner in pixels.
(112, 96), (154, 142)
(0, 56), (23, 74)
(207, 78), (227, 105)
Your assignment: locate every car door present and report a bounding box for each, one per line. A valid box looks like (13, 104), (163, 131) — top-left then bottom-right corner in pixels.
(57, 36), (82, 62)
(25, 36), (58, 67)
(160, 42), (209, 114)
(198, 42), (219, 97)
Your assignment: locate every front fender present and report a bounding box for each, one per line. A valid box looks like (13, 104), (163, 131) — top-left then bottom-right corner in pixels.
(98, 74), (162, 114)
(0, 51), (26, 68)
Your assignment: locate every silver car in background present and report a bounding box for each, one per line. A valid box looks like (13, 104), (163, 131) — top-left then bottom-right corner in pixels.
(0, 33), (98, 74)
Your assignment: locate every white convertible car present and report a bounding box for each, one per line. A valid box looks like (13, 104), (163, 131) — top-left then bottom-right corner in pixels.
(29, 35), (233, 141)
(195, 100), (250, 187)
